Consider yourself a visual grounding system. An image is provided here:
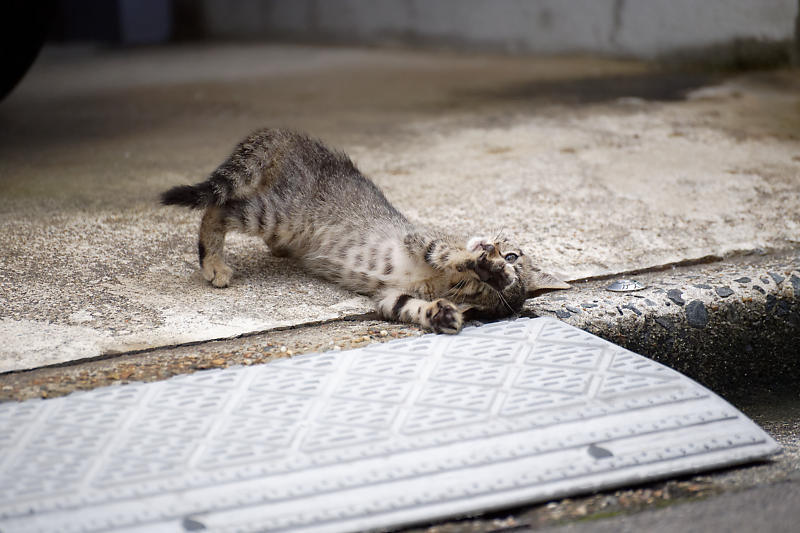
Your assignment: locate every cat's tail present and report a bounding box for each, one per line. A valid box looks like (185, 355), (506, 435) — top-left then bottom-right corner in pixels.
(160, 182), (216, 209)
(160, 131), (273, 208)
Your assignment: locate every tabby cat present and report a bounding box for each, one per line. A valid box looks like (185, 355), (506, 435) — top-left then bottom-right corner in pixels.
(161, 129), (569, 333)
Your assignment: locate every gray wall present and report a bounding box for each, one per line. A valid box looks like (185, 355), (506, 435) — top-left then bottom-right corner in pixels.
(197, 0), (797, 59)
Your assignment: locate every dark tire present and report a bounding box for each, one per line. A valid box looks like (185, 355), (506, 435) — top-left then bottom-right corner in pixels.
(0, 1), (52, 101)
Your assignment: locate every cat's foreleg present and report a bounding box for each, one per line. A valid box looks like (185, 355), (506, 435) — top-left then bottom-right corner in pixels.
(376, 289), (463, 334)
(198, 206), (233, 287)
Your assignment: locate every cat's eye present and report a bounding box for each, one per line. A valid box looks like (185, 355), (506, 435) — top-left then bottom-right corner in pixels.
(504, 253), (519, 263)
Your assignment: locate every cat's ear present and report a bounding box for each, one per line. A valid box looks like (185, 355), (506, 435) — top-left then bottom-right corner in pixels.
(524, 269), (571, 298)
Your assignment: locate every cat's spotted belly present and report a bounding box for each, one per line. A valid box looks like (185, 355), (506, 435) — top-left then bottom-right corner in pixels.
(297, 240), (436, 297)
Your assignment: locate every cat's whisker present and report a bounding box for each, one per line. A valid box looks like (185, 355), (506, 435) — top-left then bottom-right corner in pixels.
(447, 279), (469, 304)
(497, 290), (514, 314)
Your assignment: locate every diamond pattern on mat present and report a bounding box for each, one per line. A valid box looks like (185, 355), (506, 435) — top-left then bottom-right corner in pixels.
(171, 367), (245, 388)
(130, 407), (215, 437)
(28, 423), (111, 453)
(461, 318), (532, 339)
(514, 366), (593, 394)
(212, 415), (299, 447)
(148, 383), (232, 412)
(430, 357), (507, 386)
(536, 319), (606, 346)
(598, 372), (674, 397)
(526, 342), (604, 369)
(446, 336), (521, 363)
(93, 456), (182, 486)
(607, 347), (677, 377)
(234, 390), (316, 420)
(110, 432), (199, 463)
(416, 382), (496, 412)
(0, 475), (75, 503)
(301, 424), (388, 452)
(78, 384), (147, 404)
(6, 448), (93, 482)
(318, 398), (398, 429)
(349, 350), (427, 378)
(248, 367), (330, 395)
(194, 442), (287, 471)
(500, 389), (585, 417)
(372, 336), (439, 355)
(401, 406), (489, 434)
(331, 374), (414, 403)
(46, 400), (129, 428)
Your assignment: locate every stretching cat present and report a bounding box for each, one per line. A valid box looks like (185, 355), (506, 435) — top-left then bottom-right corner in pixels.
(161, 129), (569, 333)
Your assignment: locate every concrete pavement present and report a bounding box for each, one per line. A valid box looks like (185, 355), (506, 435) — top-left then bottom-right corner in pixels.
(1, 43), (799, 371)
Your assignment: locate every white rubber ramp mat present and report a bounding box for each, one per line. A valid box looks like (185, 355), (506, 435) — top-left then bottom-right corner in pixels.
(0, 318), (780, 533)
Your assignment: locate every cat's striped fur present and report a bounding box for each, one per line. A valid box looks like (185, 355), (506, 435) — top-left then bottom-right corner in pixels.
(161, 129), (569, 333)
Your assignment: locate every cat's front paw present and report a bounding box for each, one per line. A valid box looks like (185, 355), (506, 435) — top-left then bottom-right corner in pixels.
(425, 299), (463, 334)
(463, 239), (512, 292)
(474, 249), (512, 292)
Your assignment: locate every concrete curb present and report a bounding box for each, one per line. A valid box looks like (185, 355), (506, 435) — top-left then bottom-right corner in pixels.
(529, 252), (800, 400)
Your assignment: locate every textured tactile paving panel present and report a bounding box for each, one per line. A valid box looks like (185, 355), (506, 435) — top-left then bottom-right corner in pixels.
(0, 318), (780, 533)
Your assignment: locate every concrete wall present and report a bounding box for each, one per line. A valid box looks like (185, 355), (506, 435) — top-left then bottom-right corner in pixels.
(196, 0), (797, 58)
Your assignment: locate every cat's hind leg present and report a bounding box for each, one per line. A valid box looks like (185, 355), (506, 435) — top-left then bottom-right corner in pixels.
(376, 289), (463, 334)
(198, 206), (233, 287)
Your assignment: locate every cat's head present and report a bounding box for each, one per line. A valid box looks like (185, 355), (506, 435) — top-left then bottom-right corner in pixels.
(460, 236), (570, 317)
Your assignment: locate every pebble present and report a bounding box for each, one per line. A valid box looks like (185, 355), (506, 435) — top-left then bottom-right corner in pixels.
(667, 289), (685, 306)
(768, 272), (785, 284)
(555, 310), (571, 319)
(655, 317), (672, 330)
(791, 275), (800, 297)
(622, 304), (642, 316)
(715, 287), (734, 298)
(766, 294), (777, 313)
(734, 277), (751, 283)
(379, 330), (389, 337)
(565, 306), (581, 314)
(693, 283), (712, 289)
(753, 285), (765, 294)
(581, 303), (598, 308)
(644, 298), (657, 306)
(279, 345), (288, 352)
(686, 300), (709, 328)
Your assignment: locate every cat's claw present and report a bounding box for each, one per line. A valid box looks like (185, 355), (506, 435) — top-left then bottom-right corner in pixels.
(426, 299), (463, 334)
